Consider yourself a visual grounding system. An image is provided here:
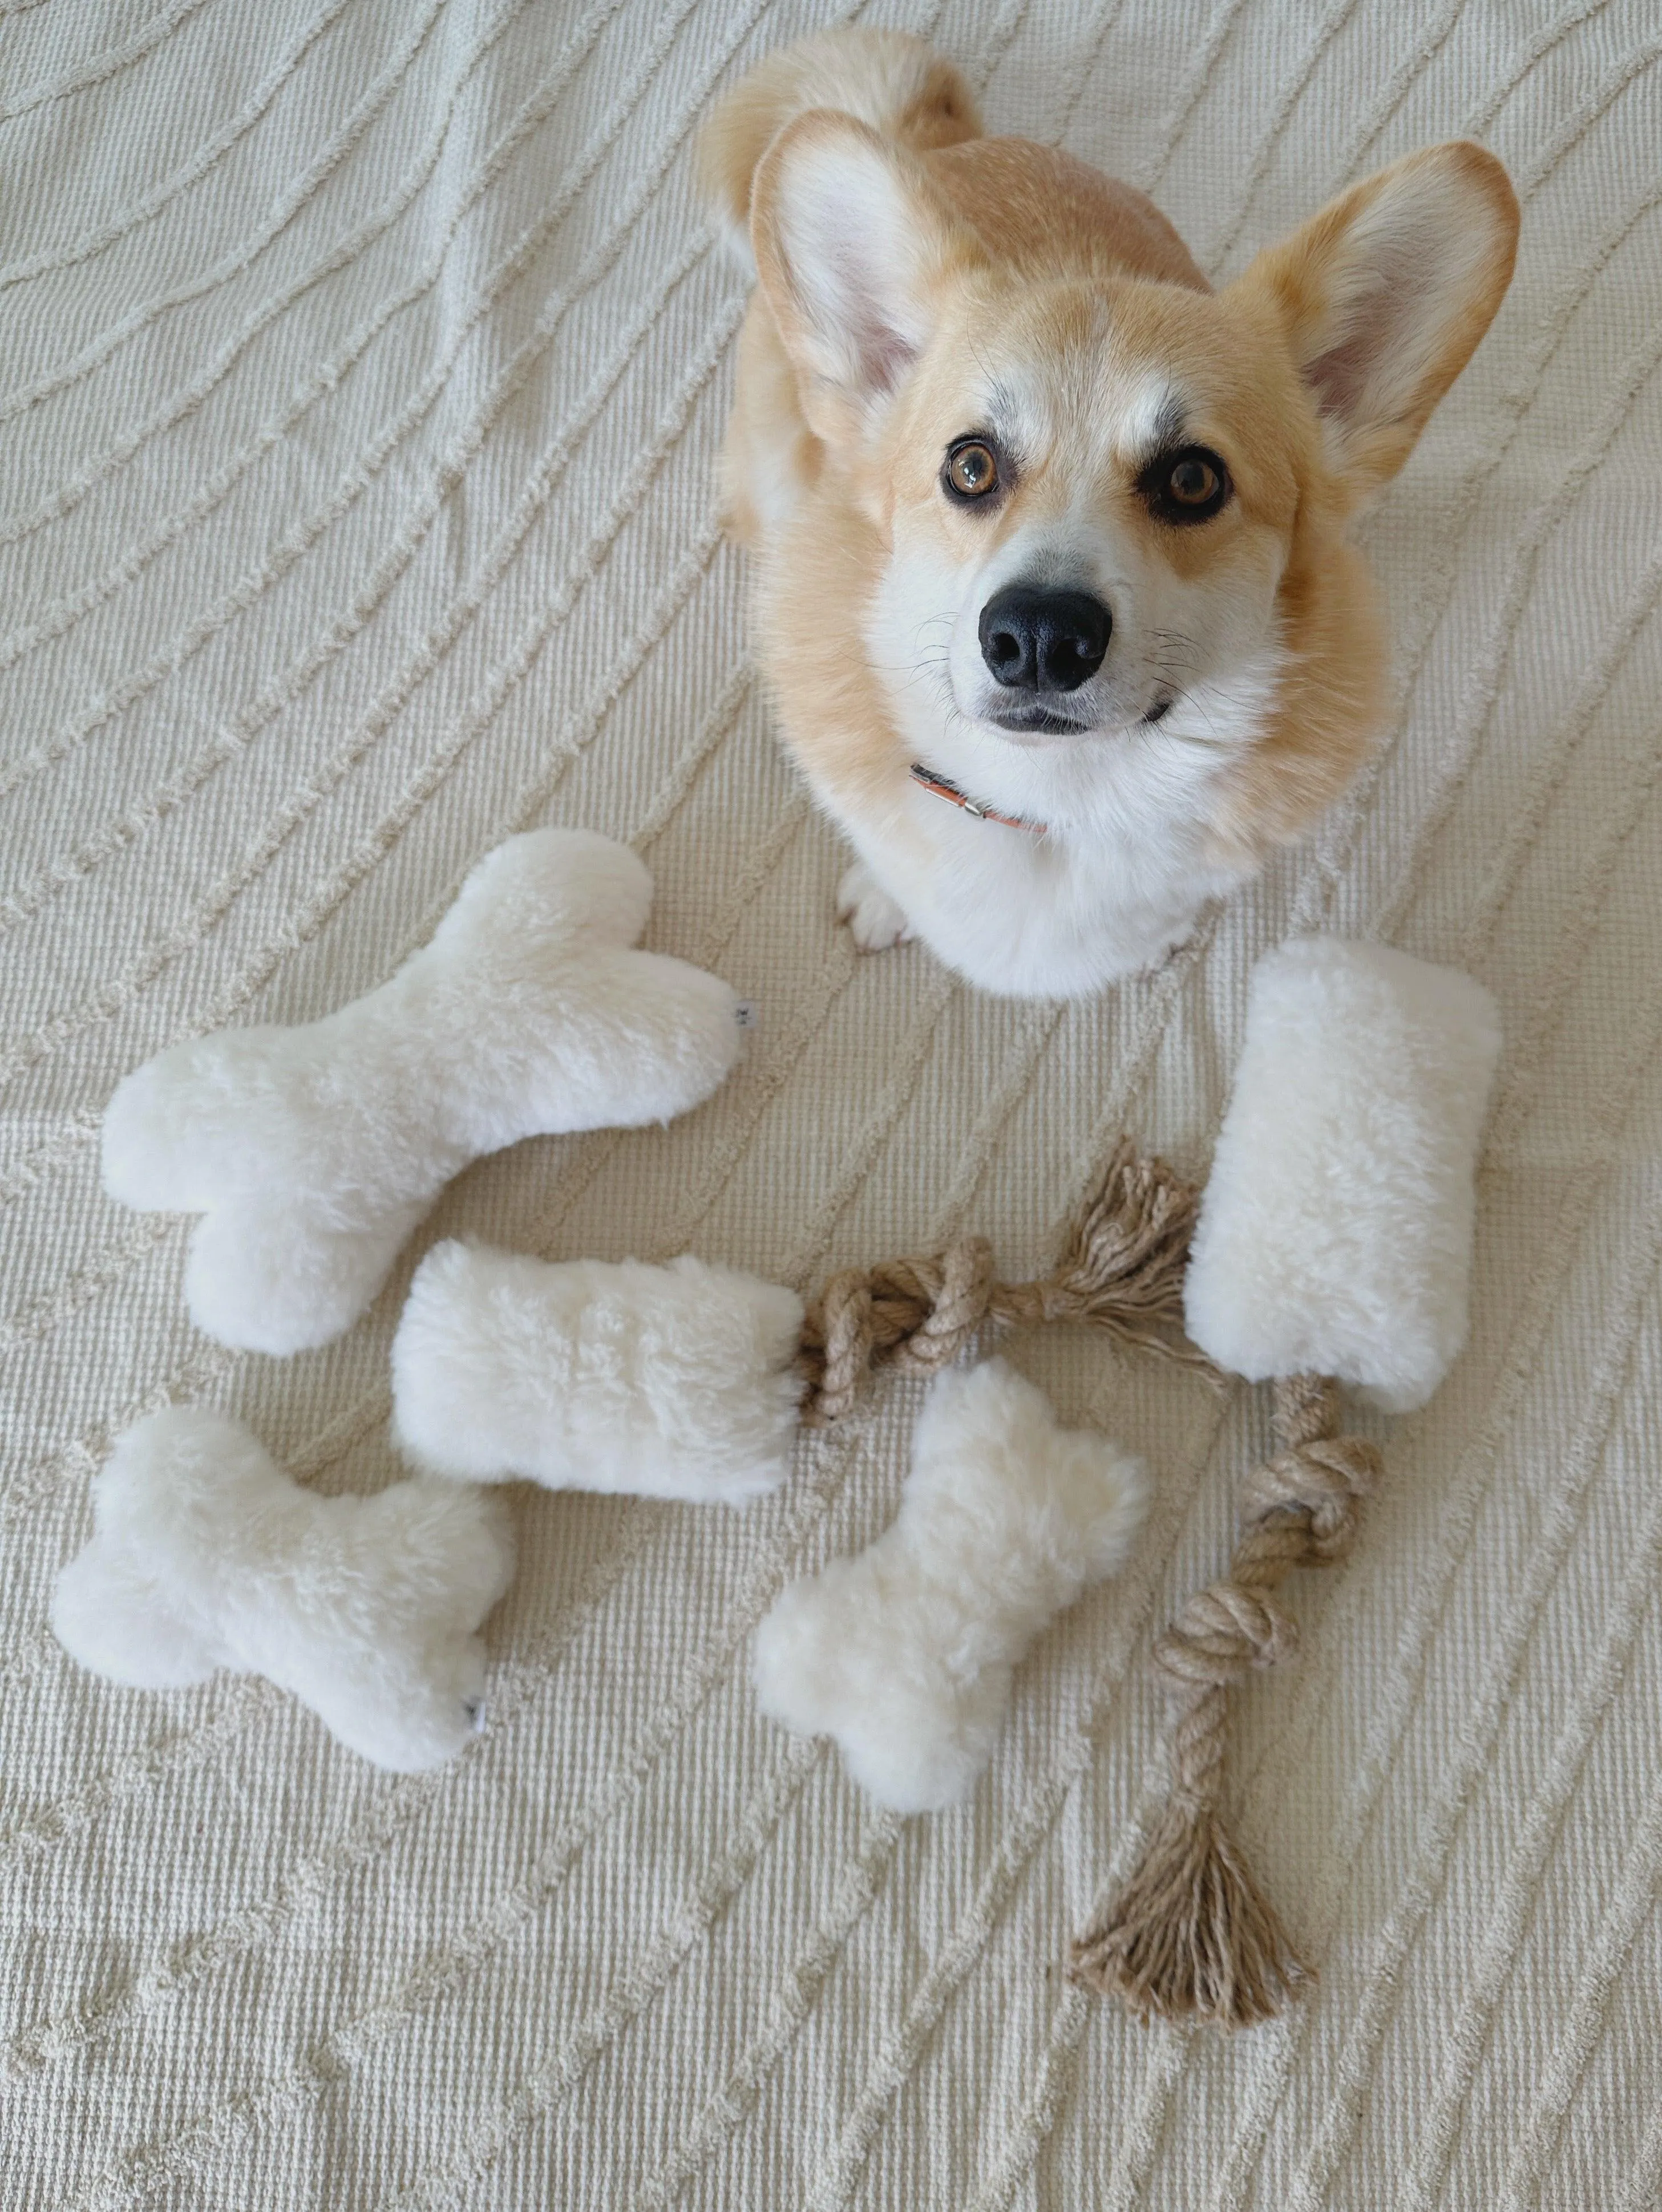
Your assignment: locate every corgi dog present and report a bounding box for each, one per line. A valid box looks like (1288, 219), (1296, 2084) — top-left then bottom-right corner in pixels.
(697, 30), (1518, 998)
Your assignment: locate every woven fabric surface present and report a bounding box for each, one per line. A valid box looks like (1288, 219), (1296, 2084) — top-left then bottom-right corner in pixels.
(2, 0), (1660, 2203)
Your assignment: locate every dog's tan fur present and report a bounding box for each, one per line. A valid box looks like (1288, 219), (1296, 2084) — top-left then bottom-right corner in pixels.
(699, 31), (1519, 995)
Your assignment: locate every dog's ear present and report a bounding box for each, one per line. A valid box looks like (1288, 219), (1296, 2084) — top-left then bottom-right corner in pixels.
(1234, 143), (1518, 501)
(751, 110), (981, 445)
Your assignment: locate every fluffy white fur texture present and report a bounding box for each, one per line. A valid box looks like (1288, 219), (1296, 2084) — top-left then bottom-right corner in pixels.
(51, 1408), (515, 1772)
(391, 1241), (805, 1505)
(1183, 937), (1502, 1412)
(753, 1359), (1147, 1812)
(102, 830), (743, 1355)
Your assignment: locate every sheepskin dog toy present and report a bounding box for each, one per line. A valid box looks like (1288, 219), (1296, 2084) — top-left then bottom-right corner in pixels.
(1072, 938), (1502, 2029)
(755, 1360), (1148, 1812)
(52, 1408), (515, 1772)
(387, 1140), (1204, 1512)
(391, 1241), (806, 1504)
(101, 829), (744, 1355)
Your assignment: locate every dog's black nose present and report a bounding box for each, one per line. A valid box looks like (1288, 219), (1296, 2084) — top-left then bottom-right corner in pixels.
(978, 586), (1111, 692)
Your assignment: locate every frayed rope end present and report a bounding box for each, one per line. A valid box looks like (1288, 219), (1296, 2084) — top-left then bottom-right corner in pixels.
(1040, 1137), (1219, 1380)
(1069, 1798), (1309, 2031)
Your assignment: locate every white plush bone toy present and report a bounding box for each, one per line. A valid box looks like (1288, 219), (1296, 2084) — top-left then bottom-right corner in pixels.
(51, 1408), (515, 1772)
(102, 830), (745, 1355)
(391, 1241), (806, 1504)
(1074, 937), (1501, 2030)
(754, 1359), (1147, 1813)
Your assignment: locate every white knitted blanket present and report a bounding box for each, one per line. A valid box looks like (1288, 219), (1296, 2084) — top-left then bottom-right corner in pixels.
(4, 2), (1659, 2205)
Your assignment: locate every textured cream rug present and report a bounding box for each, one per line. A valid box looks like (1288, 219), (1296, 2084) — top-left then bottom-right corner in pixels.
(3, 0), (1660, 2204)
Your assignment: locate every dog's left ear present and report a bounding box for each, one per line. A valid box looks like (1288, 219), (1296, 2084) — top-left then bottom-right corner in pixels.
(1234, 143), (1518, 501)
(751, 110), (984, 446)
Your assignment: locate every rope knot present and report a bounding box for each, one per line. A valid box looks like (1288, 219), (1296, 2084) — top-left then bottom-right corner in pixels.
(795, 1139), (1210, 1424)
(892, 1238), (998, 1372)
(1154, 1581), (1298, 1687)
(1240, 1432), (1381, 1559)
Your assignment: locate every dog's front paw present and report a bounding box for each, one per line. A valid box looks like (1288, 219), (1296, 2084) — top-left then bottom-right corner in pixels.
(836, 865), (916, 954)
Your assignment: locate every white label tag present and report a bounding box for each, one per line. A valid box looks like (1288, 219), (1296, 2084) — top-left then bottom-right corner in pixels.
(734, 1000), (759, 1031)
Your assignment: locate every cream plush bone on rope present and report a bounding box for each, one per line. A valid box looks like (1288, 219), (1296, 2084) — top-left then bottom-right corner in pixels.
(1071, 938), (1502, 2029)
(382, 1143), (1199, 1503)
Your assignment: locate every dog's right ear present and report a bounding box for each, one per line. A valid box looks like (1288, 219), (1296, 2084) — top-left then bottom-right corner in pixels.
(751, 111), (981, 447)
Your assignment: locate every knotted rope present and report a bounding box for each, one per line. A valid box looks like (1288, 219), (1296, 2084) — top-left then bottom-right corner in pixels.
(795, 1139), (1212, 1425)
(1070, 1373), (1382, 2028)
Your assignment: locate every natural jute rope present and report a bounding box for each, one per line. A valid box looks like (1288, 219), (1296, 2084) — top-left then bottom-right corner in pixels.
(794, 1138), (1211, 1426)
(1070, 1372), (1382, 2028)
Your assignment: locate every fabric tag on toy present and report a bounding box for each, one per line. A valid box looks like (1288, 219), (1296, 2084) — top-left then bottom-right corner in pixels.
(734, 1000), (759, 1030)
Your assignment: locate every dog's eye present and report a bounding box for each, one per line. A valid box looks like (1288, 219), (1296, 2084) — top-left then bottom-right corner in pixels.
(1142, 444), (1232, 524)
(1169, 456), (1218, 505)
(944, 440), (1000, 501)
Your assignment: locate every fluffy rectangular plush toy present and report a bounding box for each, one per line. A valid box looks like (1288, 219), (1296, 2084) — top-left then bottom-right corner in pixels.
(101, 830), (745, 1355)
(52, 1408), (515, 1772)
(390, 1241), (805, 1504)
(1182, 937), (1502, 1411)
(754, 1358), (1147, 1812)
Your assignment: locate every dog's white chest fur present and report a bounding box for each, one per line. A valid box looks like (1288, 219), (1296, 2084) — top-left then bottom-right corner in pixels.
(842, 652), (1283, 998)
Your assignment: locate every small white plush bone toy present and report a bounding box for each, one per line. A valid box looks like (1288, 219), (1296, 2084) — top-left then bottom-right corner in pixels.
(754, 1358), (1147, 1813)
(101, 829), (745, 1355)
(391, 1241), (806, 1504)
(51, 1408), (515, 1772)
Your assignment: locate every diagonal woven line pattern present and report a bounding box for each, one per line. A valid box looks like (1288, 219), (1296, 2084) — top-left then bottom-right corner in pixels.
(3, 1), (1662, 2205)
